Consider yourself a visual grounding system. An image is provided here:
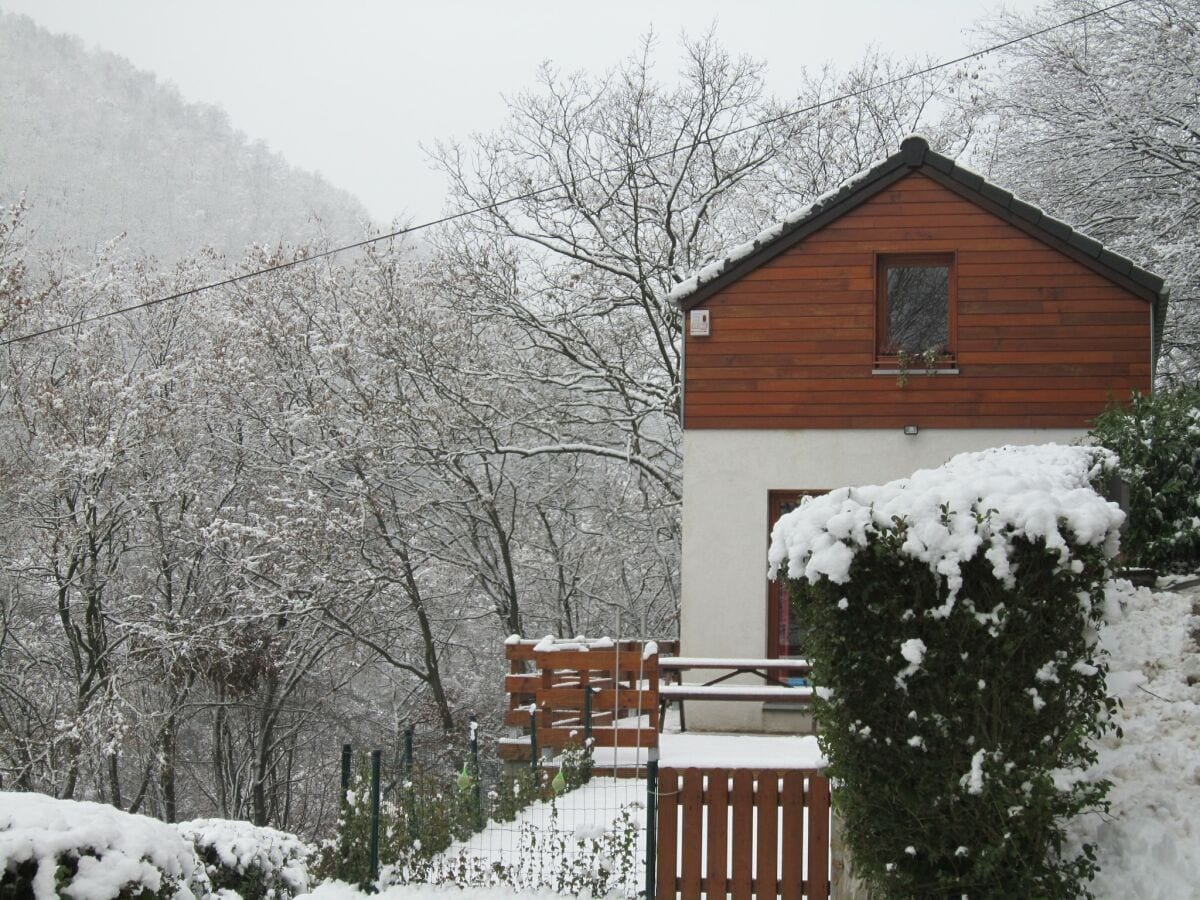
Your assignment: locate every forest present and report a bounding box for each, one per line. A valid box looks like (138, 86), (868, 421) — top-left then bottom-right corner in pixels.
(0, 0), (1196, 839)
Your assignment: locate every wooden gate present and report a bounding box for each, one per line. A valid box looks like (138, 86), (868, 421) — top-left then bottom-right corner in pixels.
(655, 767), (830, 899)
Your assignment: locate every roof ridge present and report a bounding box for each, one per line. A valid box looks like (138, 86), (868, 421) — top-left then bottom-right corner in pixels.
(669, 137), (1165, 312)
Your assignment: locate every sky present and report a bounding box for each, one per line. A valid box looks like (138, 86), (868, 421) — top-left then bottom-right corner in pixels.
(0, 0), (1043, 226)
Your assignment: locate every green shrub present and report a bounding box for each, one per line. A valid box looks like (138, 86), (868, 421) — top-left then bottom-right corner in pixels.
(315, 761), (501, 889)
(177, 819), (312, 900)
(489, 766), (548, 823)
(558, 737), (595, 791)
(1090, 387), (1200, 569)
(771, 445), (1122, 899)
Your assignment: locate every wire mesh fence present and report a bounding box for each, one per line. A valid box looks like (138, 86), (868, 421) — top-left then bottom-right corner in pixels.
(331, 729), (652, 898)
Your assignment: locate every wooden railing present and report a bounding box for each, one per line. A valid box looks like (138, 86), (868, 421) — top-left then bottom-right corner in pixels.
(500, 637), (676, 762)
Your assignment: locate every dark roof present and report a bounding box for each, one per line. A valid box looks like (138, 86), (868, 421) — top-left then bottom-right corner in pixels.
(671, 136), (1168, 358)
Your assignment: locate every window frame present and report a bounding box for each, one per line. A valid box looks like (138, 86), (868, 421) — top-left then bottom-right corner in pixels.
(767, 489), (826, 671)
(874, 252), (957, 368)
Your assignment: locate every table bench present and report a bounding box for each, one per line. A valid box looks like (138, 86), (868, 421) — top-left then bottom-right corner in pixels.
(657, 657), (814, 731)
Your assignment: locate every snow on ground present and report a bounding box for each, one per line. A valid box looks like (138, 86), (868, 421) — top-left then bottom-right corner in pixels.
(660, 731), (823, 770)
(0, 791), (206, 899)
(1064, 577), (1200, 899)
(298, 883), (574, 900)
(425, 775), (645, 894)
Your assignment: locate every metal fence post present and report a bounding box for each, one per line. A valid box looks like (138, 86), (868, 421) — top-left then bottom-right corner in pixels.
(368, 749), (382, 886)
(529, 707), (539, 772)
(584, 686), (593, 743)
(403, 725), (415, 844)
(645, 746), (659, 899)
(339, 743), (353, 878)
(469, 713), (483, 828)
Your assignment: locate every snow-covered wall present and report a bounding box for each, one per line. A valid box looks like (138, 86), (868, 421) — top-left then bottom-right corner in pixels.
(680, 426), (1085, 732)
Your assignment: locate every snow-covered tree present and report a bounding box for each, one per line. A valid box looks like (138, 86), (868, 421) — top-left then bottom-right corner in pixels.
(971, 0), (1199, 377)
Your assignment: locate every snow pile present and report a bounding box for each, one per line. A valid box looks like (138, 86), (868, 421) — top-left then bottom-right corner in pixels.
(1065, 578), (1200, 899)
(178, 817), (313, 899)
(0, 792), (207, 900)
(768, 443), (1122, 596)
(530, 635), (616, 652)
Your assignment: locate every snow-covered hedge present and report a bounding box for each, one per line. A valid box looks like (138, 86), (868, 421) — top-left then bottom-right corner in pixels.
(0, 792), (209, 900)
(769, 444), (1123, 898)
(177, 818), (312, 900)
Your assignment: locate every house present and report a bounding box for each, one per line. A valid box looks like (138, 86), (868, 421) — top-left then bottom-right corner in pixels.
(671, 135), (1167, 733)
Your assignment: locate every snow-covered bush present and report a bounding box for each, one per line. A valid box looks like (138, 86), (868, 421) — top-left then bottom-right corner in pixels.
(177, 818), (312, 900)
(769, 445), (1124, 899)
(0, 791), (209, 900)
(1090, 388), (1200, 570)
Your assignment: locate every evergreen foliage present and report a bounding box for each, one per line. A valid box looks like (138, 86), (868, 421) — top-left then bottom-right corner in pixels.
(777, 449), (1120, 898)
(1091, 388), (1200, 570)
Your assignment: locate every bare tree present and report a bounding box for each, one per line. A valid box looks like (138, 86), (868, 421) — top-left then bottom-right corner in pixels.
(969, 0), (1199, 376)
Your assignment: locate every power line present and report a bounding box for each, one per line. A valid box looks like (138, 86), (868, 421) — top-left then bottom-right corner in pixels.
(0, 0), (1142, 348)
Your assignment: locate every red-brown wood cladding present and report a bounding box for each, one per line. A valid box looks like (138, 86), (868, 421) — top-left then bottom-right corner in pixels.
(683, 171), (1152, 429)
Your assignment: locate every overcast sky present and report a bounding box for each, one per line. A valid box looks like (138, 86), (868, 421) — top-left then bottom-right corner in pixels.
(1, 0), (1042, 225)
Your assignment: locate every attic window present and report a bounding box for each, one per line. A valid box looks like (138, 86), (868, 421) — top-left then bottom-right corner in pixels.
(876, 254), (955, 364)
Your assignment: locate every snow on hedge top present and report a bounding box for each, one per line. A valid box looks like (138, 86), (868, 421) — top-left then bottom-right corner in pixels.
(0, 791), (204, 900)
(178, 817), (312, 896)
(767, 444), (1123, 596)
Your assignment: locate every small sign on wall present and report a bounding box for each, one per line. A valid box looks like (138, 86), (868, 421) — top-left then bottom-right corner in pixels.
(689, 309), (710, 337)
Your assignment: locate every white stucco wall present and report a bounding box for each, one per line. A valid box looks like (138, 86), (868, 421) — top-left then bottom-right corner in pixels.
(679, 427), (1085, 731)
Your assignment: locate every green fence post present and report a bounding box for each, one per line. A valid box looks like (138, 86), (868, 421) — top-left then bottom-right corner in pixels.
(403, 725), (415, 845)
(338, 744), (353, 879)
(469, 713), (483, 828)
(584, 687), (593, 743)
(368, 749), (382, 887)
(645, 747), (658, 899)
(529, 707), (539, 772)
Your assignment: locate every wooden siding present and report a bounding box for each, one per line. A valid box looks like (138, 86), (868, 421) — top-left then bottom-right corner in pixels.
(683, 172), (1152, 429)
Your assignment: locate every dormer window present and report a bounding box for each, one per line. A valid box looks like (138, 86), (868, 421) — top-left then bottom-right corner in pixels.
(876, 253), (955, 365)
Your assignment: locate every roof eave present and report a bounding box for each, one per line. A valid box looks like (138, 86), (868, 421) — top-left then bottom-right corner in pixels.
(674, 136), (1166, 314)
(674, 158), (910, 312)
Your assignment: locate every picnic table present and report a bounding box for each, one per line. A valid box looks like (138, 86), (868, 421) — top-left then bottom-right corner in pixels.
(657, 656), (813, 731)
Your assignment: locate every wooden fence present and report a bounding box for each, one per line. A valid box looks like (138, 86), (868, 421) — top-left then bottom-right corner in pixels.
(500, 638), (676, 763)
(655, 767), (831, 900)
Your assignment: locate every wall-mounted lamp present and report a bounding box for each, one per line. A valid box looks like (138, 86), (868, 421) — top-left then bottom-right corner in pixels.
(903, 424), (919, 436)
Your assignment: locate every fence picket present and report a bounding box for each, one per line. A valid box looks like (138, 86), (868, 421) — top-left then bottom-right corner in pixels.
(806, 776), (831, 899)
(705, 771), (728, 899)
(730, 770), (755, 900)
(657, 767), (679, 900)
(681, 769), (704, 899)
(780, 771), (804, 900)
(755, 772), (778, 900)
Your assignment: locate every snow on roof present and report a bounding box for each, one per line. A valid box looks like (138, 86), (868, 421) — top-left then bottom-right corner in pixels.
(666, 168), (873, 307)
(767, 443), (1123, 598)
(668, 136), (1165, 312)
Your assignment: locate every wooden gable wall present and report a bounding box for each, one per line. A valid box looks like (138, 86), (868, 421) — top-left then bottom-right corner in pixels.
(682, 171), (1152, 430)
